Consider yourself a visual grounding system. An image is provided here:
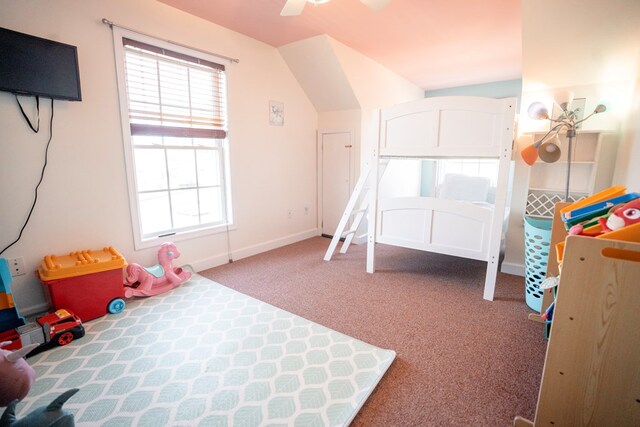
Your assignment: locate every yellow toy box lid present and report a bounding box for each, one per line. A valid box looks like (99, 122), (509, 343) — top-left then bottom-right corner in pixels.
(559, 185), (626, 215)
(38, 246), (127, 281)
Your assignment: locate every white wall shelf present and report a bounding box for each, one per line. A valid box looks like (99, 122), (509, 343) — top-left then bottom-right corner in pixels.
(524, 130), (618, 218)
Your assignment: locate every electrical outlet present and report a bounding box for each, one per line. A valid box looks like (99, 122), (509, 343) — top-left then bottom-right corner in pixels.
(287, 209), (293, 219)
(9, 257), (26, 277)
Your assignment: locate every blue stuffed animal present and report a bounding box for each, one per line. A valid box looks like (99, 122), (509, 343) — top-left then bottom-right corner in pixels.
(0, 389), (78, 427)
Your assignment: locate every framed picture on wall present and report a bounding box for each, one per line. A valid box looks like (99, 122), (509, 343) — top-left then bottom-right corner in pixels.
(269, 100), (284, 126)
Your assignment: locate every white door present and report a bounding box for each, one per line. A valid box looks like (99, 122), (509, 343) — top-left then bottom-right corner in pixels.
(321, 131), (352, 236)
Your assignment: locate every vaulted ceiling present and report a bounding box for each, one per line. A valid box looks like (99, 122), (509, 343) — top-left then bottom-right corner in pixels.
(158, 0), (522, 90)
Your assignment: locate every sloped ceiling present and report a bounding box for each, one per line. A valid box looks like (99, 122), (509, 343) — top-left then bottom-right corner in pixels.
(278, 36), (360, 112)
(157, 0), (522, 90)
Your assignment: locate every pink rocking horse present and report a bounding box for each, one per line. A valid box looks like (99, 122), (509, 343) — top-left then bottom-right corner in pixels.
(124, 242), (192, 298)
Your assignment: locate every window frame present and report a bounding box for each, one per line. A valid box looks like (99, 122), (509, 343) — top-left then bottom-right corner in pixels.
(112, 28), (234, 250)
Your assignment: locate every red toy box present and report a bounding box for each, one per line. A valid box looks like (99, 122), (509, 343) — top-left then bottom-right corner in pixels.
(37, 247), (127, 321)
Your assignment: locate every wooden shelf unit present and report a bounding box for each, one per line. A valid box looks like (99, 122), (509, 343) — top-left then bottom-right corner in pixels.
(516, 207), (640, 426)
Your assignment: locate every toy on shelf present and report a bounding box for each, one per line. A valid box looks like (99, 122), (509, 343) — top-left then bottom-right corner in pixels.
(569, 198), (640, 236)
(0, 309), (85, 356)
(559, 185), (627, 220)
(1, 388), (78, 426)
(600, 198), (640, 231)
(556, 186), (640, 264)
(562, 192), (638, 227)
(540, 301), (555, 323)
(0, 342), (38, 407)
(124, 242), (191, 298)
(539, 276), (559, 290)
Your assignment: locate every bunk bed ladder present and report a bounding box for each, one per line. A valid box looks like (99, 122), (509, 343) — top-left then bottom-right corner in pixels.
(323, 158), (388, 261)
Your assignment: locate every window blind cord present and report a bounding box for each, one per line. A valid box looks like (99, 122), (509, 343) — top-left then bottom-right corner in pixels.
(15, 95), (40, 133)
(221, 152), (233, 263)
(0, 98), (54, 256)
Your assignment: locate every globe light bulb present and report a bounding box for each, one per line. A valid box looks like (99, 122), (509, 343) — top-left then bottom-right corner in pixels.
(528, 102), (549, 120)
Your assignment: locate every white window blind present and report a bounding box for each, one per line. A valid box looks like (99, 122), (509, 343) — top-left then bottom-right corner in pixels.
(119, 37), (232, 244)
(123, 38), (227, 138)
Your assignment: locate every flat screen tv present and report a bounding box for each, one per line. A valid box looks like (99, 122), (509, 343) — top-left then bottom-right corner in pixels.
(0, 27), (82, 101)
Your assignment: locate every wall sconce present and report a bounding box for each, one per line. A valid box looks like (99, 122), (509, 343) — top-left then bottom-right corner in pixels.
(522, 93), (607, 201)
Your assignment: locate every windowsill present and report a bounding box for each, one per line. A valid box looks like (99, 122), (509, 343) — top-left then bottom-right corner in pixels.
(134, 223), (237, 251)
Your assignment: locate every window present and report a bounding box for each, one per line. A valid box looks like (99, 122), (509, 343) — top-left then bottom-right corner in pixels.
(116, 33), (232, 248)
(435, 158), (500, 204)
(436, 158), (499, 187)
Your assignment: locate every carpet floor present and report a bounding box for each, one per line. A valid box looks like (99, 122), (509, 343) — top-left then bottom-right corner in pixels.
(199, 237), (548, 426)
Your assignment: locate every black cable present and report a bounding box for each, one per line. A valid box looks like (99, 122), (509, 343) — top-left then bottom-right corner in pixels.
(15, 95), (40, 133)
(0, 98), (54, 256)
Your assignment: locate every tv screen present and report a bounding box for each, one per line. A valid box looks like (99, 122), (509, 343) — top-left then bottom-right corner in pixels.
(0, 27), (82, 101)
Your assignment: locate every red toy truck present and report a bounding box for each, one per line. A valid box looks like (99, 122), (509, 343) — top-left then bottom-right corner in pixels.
(0, 309), (85, 353)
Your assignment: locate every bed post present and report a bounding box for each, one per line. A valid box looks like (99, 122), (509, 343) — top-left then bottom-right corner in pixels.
(483, 98), (516, 300)
(366, 110), (382, 273)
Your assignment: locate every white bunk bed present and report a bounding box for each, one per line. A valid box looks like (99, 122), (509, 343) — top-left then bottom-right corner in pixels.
(326, 96), (516, 301)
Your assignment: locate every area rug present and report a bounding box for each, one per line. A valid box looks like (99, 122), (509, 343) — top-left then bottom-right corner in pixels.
(15, 273), (396, 426)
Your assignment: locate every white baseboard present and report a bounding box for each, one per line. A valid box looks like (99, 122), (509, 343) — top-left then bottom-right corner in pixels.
(20, 230), (320, 316)
(190, 228), (320, 272)
(501, 261), (525, 277)
(186, 253), (231, 273)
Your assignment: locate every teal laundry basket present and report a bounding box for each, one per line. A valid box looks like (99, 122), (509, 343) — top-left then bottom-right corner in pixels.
(523, 216), (552, 312)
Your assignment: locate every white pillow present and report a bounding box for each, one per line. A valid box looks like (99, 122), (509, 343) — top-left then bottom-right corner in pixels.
(438, 173), (490, 202)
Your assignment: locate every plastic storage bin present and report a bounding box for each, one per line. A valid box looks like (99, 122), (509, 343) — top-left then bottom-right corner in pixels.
(524, 216), (552, 312)
(38, 247), (127, 321)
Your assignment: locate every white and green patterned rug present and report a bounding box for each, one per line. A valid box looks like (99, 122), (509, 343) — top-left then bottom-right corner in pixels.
(15, 273), (395, 426)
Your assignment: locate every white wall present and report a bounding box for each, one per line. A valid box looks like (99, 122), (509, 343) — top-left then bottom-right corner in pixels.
(317, 110), (362, 136)
(501, 0), (640, 275)
(278, 36), (360, 112)
(280, 35), (423, 167)
(279, 34), (422, 243)
(0, 0), (318, 314)
(328, 38), (424, 111)
(613, 55), (640, 188)
(281, 34), (423, 163)
(328, 38), (424, 165)
(522, 0), (640, 91)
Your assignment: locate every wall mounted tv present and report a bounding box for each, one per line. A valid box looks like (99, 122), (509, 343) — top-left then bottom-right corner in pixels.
(0, 27), (82, 101)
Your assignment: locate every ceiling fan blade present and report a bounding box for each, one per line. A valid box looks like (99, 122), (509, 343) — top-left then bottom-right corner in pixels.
(281, 0), (307, 16)
(360, 0), (390, 11)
